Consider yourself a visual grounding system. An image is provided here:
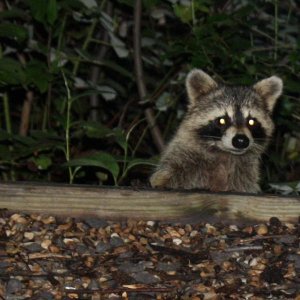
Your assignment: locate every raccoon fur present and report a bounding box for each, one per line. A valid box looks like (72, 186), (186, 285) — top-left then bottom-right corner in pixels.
(150, 69), (283, 193)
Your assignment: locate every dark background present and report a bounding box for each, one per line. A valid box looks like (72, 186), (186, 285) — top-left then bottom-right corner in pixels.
(0, 0), (299, 194)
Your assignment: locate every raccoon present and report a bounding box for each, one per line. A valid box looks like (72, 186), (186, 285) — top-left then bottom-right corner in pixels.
(150, 69), (283, 193)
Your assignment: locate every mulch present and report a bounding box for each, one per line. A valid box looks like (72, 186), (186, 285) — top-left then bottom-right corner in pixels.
(0, 211), (300, 299)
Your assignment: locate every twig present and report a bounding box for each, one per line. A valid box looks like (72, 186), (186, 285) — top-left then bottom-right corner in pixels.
(133, 0), (164, 152)
(19, 91), (34, 136)
(27, 253), (72, 260)
(64, 286), (173, 295)
(224, 245), (263, 252)
(239, 234), (284, 244)
(42, 29), (53, 131)
(89, 2), (113, 122)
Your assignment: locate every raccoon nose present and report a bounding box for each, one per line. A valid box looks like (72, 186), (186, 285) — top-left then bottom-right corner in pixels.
(232, 134), (249, 149)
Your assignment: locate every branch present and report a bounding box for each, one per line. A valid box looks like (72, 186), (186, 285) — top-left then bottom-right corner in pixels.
(133, 0), (164, 152)
(19, 91), (34, 136)
(89, 2), (113, 122)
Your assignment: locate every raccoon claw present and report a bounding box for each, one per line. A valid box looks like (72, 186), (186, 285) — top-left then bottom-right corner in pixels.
(150, 169), (172, 188)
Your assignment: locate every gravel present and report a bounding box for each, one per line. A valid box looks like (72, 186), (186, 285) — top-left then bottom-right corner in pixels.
(0, 213), (300, 299)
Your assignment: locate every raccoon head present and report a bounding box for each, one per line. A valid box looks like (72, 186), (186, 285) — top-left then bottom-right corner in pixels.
(184, 69), (283, 155)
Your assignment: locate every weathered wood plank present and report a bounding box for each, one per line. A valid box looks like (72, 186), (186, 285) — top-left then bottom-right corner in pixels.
(0, 182), (299, 222)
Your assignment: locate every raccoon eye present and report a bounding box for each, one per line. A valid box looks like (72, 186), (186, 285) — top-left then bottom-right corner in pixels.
(219, 118), (226, 125)
(248, 119), (255, 126)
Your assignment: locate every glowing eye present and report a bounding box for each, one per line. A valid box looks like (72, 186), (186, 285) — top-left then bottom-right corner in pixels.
(219, 118), (226, 125)
(248, 119), (255, 126)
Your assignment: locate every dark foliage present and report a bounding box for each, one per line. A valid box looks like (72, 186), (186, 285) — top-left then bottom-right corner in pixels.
(0, 0), (299, 193)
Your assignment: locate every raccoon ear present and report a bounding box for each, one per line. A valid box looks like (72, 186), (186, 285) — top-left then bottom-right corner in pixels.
(186, 69), (217, 104)
(253, 76), (283, 111)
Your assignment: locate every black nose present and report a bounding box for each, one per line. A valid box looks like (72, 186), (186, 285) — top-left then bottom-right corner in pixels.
(232, 134), (249, 149)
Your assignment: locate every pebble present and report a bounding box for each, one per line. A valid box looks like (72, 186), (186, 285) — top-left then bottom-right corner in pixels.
(173, 238), (182, 245)
(256, 224), (268, 235)
(24, 232), (34, 240)
(1, 211), (298, 299)
(23, 242), (43, 252)
(10, 214), (28, 224)
(146, 220), (155, 227)
(110, 236), (124, 247)
(6, 278), (23, 294)
(190, 230), (198, 237)
(131, 271), (160, 284)
(95, 241), (112, 253)
(41, 239), (52, 249)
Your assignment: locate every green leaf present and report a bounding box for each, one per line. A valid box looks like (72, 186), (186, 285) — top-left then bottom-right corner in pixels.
(0, 8), (28, 20)
(30, 155), (52, 170)
(0, 24), (28, 42)
(126, 158), (157, 173)
(25, 60), (51, 93)
(29, 0), (47, 24)
(113, 128), (127, 151)
(65, 152), (119, 184)
(47, 0), (58, 25)
(174, 4), (193, 24)
(0, 58), (25, 86)
(73, 121), (113, 139)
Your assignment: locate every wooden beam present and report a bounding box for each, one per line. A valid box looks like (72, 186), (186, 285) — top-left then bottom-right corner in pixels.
(0, 182), (299, 223)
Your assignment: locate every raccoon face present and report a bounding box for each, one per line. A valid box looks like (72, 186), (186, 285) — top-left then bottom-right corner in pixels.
(185, 69), (283, 155)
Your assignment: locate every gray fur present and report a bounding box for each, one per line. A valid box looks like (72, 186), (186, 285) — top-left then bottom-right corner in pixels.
(150, 69), (283, 193)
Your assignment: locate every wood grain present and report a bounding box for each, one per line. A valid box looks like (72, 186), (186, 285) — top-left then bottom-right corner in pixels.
(0, 182), (299, 222)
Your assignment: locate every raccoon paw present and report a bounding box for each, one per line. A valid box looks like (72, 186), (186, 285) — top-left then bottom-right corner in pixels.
(150, 169), (172, 188)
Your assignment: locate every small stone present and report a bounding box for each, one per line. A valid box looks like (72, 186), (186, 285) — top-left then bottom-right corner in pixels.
(166, 227), (181, 238)
(229, 225), (239, 231)
(242, 226), (254, 234)
(128, 234), (136, 241)
(205, 223), (217, 235)
(140, 237), (148, 245)
(96, 241), (112, 254)
(6, 278), (23, 294)
(285, 223), (296, 230)
(41, 239), (52, 249)
(85, 256), (95, 268)
(41, 216), (56, 224)
(23, 242), (43, 252)
(222, 261), (233, 271)
(173, 238), (182, 245)
(256, 224), (268, 235)
(110, 236), (124, 248)
(249, 258), (258, 267)
(49, 244), (60, 253)
(24, 232), (34, 240)
(131, 271), (160, 284)
(178, 228), (185, 236)
(185, 224), (192, 232)
(111, 232), (120, 238)
(10, 214), (28, 224)
(190, 230), (198, 237)
(157, 262), (180, 272)
(146, 221), (155, 227)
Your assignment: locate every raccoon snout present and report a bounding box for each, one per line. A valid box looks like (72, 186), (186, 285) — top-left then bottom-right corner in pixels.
(232, 134), (249, 149)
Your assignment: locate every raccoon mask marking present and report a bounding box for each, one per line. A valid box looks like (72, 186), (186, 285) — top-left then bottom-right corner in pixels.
(150, 69), (283, 193)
